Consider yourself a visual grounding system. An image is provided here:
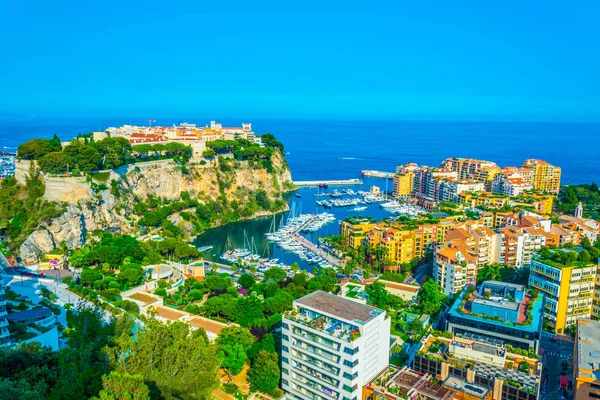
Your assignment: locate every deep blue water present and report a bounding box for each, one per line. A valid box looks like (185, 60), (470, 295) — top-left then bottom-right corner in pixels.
(1, 117), (599, 184)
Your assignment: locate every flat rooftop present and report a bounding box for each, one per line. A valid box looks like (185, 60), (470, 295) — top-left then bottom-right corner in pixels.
(472, 297), (519, 311)
(296, 290), (383, 323)
(444, 376), (489, 399)
(577, 319), (600, 381)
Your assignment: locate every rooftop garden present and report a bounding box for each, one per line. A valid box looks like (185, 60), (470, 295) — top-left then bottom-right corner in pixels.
(534, 246), (598, 269)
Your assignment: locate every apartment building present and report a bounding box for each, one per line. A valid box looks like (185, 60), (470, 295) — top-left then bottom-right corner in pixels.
(522, 159), (562, 194)
(341, 220), (378, 248)
(441, 158), (498, 181)
(446, 281), (544, 352)
(528, 258), (598, 334)
(282, 291), (391, 400)
(474, 165), (502, 192)
(434, 243), (478, 296)
(392, 164), (417, 199)
(365, 227), (415, 265)
(574, 319), (600, 400)
(342, 217), (456, 266)
(412, 333), (541, 400)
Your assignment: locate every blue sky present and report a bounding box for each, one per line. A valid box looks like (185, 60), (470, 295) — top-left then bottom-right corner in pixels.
(1, 1), (599, 120)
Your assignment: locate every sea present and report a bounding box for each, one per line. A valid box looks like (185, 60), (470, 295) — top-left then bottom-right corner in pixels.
(1, 117), (599, 270)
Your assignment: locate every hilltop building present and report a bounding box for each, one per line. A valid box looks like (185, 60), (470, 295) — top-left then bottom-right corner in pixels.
(281, 291), (391, 400)
(446, 281), (544, 352)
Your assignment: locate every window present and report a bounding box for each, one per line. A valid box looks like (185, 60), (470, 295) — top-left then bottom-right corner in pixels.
(282, 334), (289, 341)
(343, 372), (358, 380)
(344, 347), (359, 355)
(282, 368), (288, 375)
(282, 357), (289, 364)
(343, 385), (354, 393)
(343, 359), (358, 368)
(282, 346), (289, 353)
(282, 322), (289, 329)
(591, 392), (600, 398)
(591, 383), (600, 390)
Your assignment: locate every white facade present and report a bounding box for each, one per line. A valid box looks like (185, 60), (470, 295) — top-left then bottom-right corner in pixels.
(281, 291), (390, 400)
(435, 261), (476, 297)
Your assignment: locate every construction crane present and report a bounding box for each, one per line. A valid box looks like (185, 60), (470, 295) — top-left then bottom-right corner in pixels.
(148, 119), (156, 128)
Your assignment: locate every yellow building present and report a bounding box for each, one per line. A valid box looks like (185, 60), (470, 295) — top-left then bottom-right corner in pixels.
(518, 192), (554, 215)
(474, 165), (501, 192)
(522, 159), (561, 194)
(392, 170), (414, 199)
(340, 219), (377, 248)
(529, 259), (597, 334)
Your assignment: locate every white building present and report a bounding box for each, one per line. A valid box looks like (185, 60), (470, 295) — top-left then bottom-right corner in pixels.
(281, 291), (391, 400)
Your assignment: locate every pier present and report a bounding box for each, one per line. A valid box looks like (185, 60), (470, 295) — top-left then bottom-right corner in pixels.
(361, 170), (394, 178)
(293, 179), (363, 187)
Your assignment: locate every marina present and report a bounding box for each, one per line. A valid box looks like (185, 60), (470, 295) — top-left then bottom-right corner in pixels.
(0, 152), (15, 179)
(194, 176), (421, 272)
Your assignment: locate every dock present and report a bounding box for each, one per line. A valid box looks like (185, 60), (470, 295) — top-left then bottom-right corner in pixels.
(293, 179), (363, 187)
(361, 170), (394, 178)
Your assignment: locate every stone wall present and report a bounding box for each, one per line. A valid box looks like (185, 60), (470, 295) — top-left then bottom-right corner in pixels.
(43, 176), (92, 204)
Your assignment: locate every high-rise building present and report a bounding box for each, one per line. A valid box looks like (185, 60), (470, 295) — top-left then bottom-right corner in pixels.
(521, 159), (562, 194)
(434, 243), (478, 296)
(574, 319), (600, 400)
(528, 257), (598, 334)
(281, 291), (391, 400)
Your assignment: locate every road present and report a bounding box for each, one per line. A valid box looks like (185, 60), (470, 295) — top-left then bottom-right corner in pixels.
(540, 334), (574, 400)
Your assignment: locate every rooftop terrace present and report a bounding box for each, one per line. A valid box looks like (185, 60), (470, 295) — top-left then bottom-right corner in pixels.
(296, 290), (382, 323)
(576, 319), (600, 381)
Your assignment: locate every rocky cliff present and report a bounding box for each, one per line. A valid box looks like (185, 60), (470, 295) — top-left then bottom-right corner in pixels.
(18, 152), (293, 265)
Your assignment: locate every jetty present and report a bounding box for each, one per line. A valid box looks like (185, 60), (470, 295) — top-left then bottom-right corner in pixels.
(361, 170), (394, 178)
(293, 179), (363, 187)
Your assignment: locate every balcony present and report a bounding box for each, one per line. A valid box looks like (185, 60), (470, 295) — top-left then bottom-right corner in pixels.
(293, 373), (339, 399)
(293, 362), (339, 387)
(293, 338), (339, 362)
(292, 350), (339, 375)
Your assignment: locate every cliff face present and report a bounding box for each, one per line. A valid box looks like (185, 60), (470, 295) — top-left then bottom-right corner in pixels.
(18, 152), (293, 265)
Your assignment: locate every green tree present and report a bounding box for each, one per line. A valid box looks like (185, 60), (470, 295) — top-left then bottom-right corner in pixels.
(51, 304), (114, 400)
(107, 320), (219, 400)
(92, 372), (150, 400)
(579, 250), (592, 263)
(221, 344), (247, 376)
(238, 274), (256, 291)
(248, 350), (280, 395)
(215, 326), (256, 353)
(365, 281), (389, 309)
(264, 267), (286, 283)
(417, 278), (445, 315)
